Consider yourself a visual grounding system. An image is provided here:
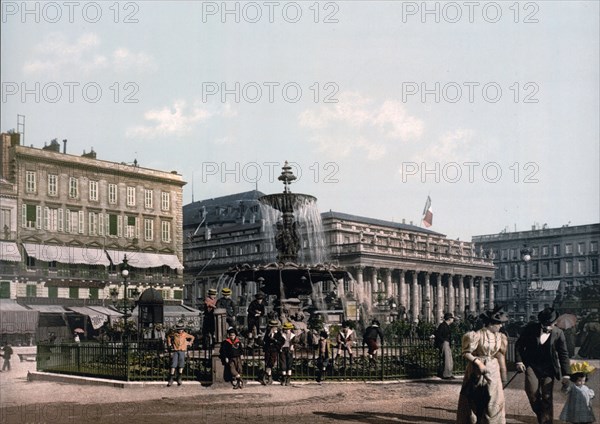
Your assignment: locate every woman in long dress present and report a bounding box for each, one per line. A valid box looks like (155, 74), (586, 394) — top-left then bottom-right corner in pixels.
(456, 307), (509, 424)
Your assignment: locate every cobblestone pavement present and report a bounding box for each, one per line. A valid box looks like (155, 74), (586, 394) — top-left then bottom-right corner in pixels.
(1, 359), (598, 424)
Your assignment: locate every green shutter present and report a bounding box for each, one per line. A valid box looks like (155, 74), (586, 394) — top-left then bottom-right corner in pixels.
(48, 286), (58, 298)
(0, 281), (10, 299)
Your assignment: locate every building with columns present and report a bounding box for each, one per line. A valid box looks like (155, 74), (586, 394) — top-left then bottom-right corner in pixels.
(473, 223), (599, 319)
(183, 191), (496, 323)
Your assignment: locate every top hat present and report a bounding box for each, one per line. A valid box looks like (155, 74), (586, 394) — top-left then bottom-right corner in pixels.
(208, 288), (217, 295)
(268, 320), (280, 327)
(282, 322), (294, 330)
(444, 312), (455, 321)
(221, 287), (232, 295)
(480, 306), (509, 324)
(538, 308), (558, 325)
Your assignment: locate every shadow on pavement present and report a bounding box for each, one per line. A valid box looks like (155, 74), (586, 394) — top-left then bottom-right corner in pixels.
(314, 410), (455, 423)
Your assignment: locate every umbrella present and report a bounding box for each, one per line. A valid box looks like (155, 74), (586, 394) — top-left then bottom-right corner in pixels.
(73, 328), (85, 333)
(555, 314), (577, 330)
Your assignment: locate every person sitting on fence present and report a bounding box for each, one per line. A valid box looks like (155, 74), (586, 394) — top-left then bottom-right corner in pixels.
(316, 330), (332, 384)
(247, 293), (266, 347)
(219, 327), (245, 389)
(336, 320), (355, 367)
(363, 319), (384, 363)
(277, 322), (297, 386)
(262, 320), (282, 385)
(166, 323), (195, 387)
(202, 288), (218, 348)
(216, 287), (236, 329)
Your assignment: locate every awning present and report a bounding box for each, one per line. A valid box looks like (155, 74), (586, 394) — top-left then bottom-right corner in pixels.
(0, 241), (21, 262)
(530, 280), (560, 291)
(23, 243), (110, 266)
(25, 305), (68, 313)
(105, 249), (183, 270)
(67, 306), (109, 329)
(0, 299), (39, 333)
(86, 306), (123, 320)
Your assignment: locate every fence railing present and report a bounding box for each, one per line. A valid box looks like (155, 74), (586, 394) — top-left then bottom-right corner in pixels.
(37, 337), (477, 383)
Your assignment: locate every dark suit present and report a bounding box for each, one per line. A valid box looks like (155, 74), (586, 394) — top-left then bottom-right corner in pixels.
(515, 323), (570, 424)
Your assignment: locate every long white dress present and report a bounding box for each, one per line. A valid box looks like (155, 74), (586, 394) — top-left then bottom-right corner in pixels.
(456, 329), (508, 424)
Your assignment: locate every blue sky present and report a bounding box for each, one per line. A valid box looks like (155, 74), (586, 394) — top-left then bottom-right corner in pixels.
(2, 1), (598, 239)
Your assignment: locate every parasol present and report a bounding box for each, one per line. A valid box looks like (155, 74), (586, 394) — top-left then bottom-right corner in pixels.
(73, 328), (85, 333)
(555, 314), (577, 330)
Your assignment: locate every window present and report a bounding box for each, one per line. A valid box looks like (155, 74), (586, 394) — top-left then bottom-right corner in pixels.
(126, 216), (137, 239)
(65, 209), (81, 234)
(126, 186), (136, 206)
(88, 212), (98, 235)
(254, 244), (260, 253)
(565, 261), (572, 274)
(577, 243), (585, 254)
(565, 243), (573, 254)
(161, 192), (170, 211)
(144, 219), (153, 241)
(89, 180), (98, 201)
(48, 174), (58, 196)
(48, 286), (58, 298)
(501, 249), (507, 260)
(541, 246), (549, 256)
(25, 171), (36, 193)
(591, 242), (598, 253)
(89, 288), (99, 300)
(161, 221), (171, 242)
(26, 284), (37, 297)
(531, 247), (539, 257)
(591, 258), (598, 274)
(45, 208), (59, 232)
(144, 190), (153, 209)
(173, 290), (183, 300)
(22, 204), (40, 229)
(552, 261), (560, 275)
(578, 260), (586, 274)
(69, 177), (78, 198)
(552, 244), (560, 255)
(108, 183), (117, 204)
(0, 281), (10, 299)
(69, 287), (79, 299)
(108, 214), (122, 237)
(0, 208), (12, 233)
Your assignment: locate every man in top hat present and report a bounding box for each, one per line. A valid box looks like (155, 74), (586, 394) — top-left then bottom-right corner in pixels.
(166, 322), (195, 386)
(216, 287), (236, 328)
(515, 307), (570, 424)
(247, 293), (266, 345)
(435, 312), (455, 379)
(201, 288), (218, 348)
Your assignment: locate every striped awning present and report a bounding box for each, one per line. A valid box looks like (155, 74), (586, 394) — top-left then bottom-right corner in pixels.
(0, 241), (21, 262)
(105, 249), (183, 270)
(0, 300), (39, 334)
(67, 306), (109, 330)
(23, 243), (110, 266)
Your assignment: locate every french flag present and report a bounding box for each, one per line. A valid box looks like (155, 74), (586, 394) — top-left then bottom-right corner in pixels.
(422, 196), (433, 228)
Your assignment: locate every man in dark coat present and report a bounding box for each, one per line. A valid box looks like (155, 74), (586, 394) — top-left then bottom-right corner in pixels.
(515, 307), (570, 424)
(247, 293), (266, 345)
(362, 319), (384, 362)
(216, 287), (236, 328)
(434, 312), (455, 379)
(201, 288), (217, 348)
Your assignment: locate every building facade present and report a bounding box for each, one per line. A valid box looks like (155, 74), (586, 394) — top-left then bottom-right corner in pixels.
(473, 223), (600, 320)
(183, 191), (496, 324)
(0, 132), (187, 342)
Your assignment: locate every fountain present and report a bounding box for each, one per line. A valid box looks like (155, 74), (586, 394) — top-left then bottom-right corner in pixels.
(224, 162), (352, 322)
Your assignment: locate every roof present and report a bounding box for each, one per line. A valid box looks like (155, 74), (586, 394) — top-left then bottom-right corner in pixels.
(183, 190), (266, 226)
(321, 211), (445, 236)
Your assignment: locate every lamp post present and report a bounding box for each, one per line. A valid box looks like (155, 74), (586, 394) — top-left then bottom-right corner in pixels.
(520, 247), (532, 320)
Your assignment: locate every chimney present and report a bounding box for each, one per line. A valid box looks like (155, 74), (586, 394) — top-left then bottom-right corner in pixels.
(62, 139), (67, 154)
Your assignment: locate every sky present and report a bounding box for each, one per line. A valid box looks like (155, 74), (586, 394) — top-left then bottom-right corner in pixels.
(1, 1), (598, 240)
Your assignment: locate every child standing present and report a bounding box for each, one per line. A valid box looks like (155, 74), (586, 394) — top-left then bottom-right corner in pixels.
(560, 362), (596, 424)
(316, 330), (332, 384)
(278, 322), (296, 386)
(219, 328), (244, 389)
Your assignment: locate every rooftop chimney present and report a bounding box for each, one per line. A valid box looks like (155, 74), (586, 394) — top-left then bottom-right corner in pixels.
(62, 139), (67, 154)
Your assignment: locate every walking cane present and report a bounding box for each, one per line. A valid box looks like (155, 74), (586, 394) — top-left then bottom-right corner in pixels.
(503, 371), (520, 389)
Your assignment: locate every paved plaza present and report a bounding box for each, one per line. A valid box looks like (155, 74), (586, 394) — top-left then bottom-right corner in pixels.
(1, 356), (598, 424)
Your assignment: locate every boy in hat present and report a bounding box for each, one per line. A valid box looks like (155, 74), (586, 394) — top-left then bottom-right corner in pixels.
(247, 293), (266, 346)
(262, 319), (281, 385)
(560, 361), (596, 424)
(219, 328), (245, 389)
(216, 287), (236, 328)
(202, 288), (217, 348)
(277, 321), (296, 386)
(335, 320), (355, 367)
(363, 319), (384, 363)
(166, 323), (195, 386)
(316, 330), (332, 383)
(516, 307), (570, 424)
(434, 312), (455, 379)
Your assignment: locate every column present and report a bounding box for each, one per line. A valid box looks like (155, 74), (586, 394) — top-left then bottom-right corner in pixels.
(355, 266), (365, 305)
(423, 272), (431, 322)
(384, 268), (392, 299)
(371, 267), (378, 306)
(435, 273), (443, 322)
(479, 277), (485, 313)
(447, 274), (456, 318)
(410, 271), (419, 322)
(458, 275), (465, 318)
(468, 276), (476, 314)
(488, 279), (495, 309)
(398, 270), (406, 311)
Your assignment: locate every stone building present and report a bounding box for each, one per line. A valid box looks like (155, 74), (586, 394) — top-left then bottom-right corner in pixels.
(473, 223), (600, 319)
(0, 132), (187, 343)
(183, 191), (495, 324)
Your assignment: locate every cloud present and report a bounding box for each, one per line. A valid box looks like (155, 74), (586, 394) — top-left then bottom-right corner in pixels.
(299, 91), (424, 160)
(22, 32), (156, 77)
(126, 101), (235, 139)
(412, 129), (475, 163)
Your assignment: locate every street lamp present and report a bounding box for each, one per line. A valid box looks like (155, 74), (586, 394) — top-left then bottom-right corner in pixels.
(520, 247), (532, 319)
(110, 255), (138, 341)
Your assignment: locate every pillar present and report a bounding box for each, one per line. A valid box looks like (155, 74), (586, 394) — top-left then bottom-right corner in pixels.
(448, 274), (455, 317)
(410, 271), (419, 322)
(398, 270), (406, 311)
(435, 273), (443, 323)
(423, 272), (431, 322)
(479, 277), (485, 313)
(384, 268), (392, 299)
(458, 275), (465, 318)
(488, 279), (495, 309)
(468, 276), (476, 314)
